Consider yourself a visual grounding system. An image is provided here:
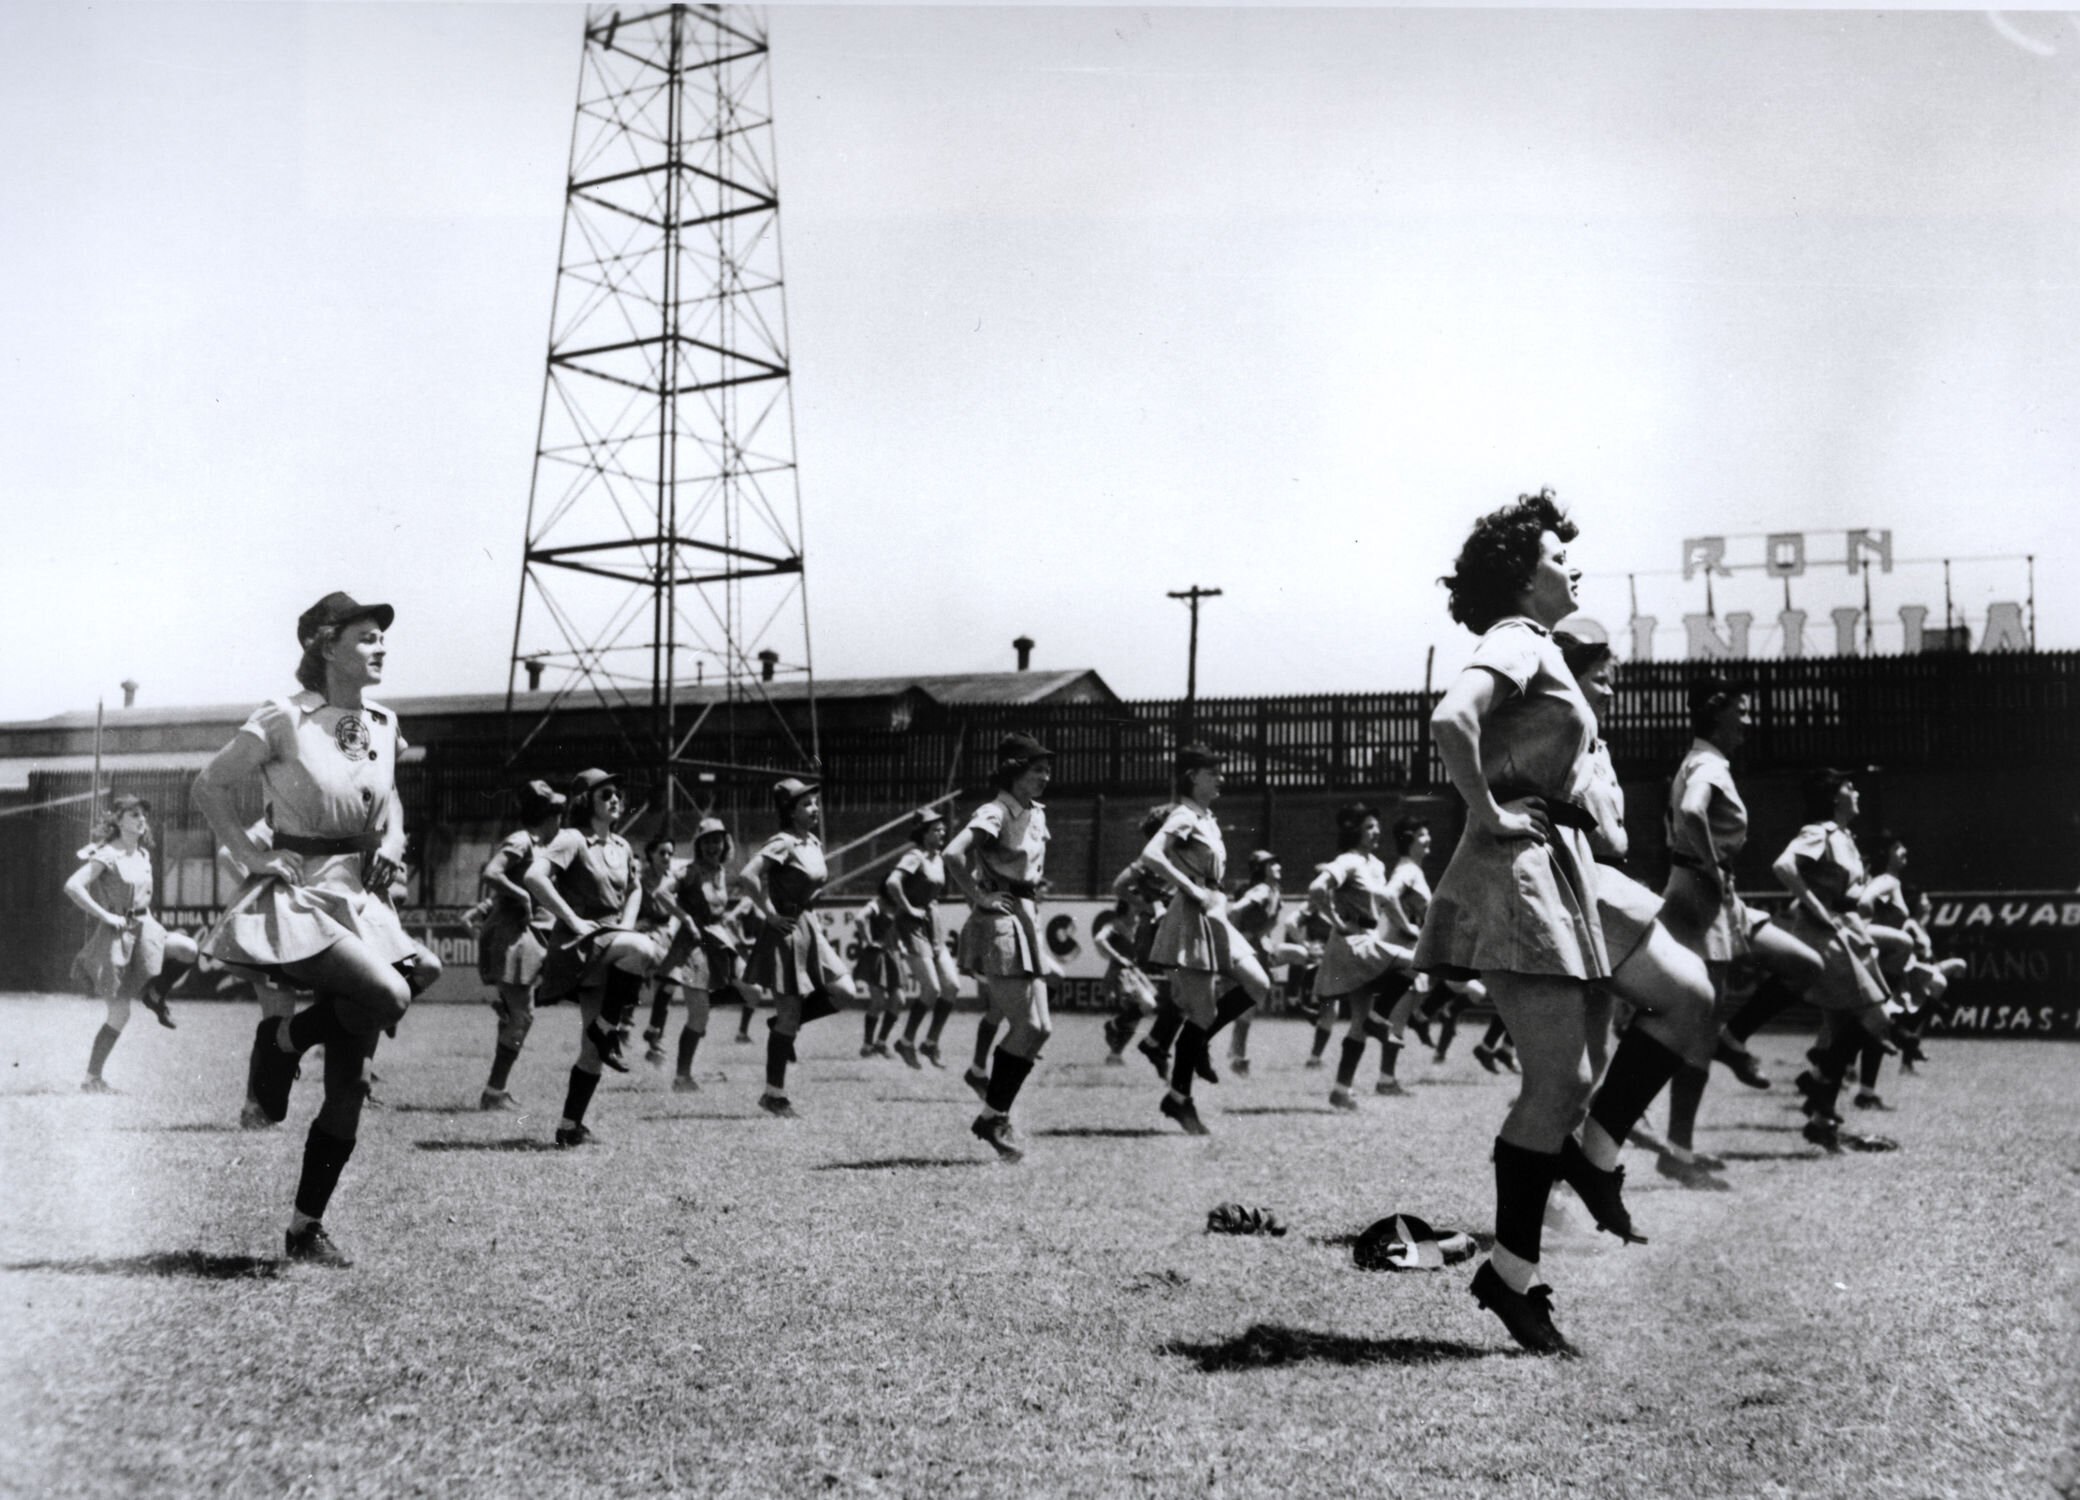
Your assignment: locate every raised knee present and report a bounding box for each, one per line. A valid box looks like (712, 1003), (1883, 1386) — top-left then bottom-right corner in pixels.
(105, 1000), (132, 1031)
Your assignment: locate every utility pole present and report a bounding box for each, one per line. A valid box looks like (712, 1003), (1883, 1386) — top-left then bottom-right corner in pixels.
(1167, 585), (1223, 737)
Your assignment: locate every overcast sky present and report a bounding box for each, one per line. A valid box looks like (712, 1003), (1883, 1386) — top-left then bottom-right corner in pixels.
(4, 3), (2076, 722)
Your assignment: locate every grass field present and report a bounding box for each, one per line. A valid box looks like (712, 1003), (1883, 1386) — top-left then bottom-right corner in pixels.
(2, 995), (2074, 1499)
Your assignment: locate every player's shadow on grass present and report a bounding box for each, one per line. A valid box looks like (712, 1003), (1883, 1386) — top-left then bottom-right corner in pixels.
(1710, 1148), (1826, 1163)
(814, 1156), (990, 1172)
(635, 1111), (759, 1122)
(1163, 1323), (1498, 1371)
(1033, 1126), (1170, 1139)
(2, 1251), (284, 1281)
(413, 1138), (562, 1153)
(1221, 1106), (1340, 1116)
(122, 1122), (243, 1134)
(387, 1103), (492, 1115)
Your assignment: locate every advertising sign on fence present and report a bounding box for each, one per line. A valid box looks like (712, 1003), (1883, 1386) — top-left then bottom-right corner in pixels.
(1920, 893), (2080, 1038)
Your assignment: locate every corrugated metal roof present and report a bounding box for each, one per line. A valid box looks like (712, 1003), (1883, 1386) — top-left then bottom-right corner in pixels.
(0, 671), (1116, 730)
(0, 749), (221, 791)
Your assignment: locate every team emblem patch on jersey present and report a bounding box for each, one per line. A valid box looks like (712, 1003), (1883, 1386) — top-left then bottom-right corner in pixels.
(333, 713), (372, 761)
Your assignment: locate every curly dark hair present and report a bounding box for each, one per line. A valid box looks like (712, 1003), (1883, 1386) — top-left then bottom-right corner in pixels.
(1334, 801), (1380, 852)
(1687, 674), (1752, 738)
(1802, 767), (1856, 822)
(1390, 815), (1430, 855)
(1439, 488), (1576, 634)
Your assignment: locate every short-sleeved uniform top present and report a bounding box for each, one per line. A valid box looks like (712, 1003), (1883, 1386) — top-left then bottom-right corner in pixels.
(1311, 850), (1410, 997)
(1413, 618), (1608, 982)
(1149, 800), (1249, 975)
(1662, 737), (1755, 962)
(955, 793), (1050, 978)
(1776, 821), (1888, 1011)
(70, 843), (164, 999)
(476, 828), (551, 983)
(541, 828), (638, 931)
(203, 691), (415, 972)
(879, 847), (949, 939)
(745, 831), (847, 996)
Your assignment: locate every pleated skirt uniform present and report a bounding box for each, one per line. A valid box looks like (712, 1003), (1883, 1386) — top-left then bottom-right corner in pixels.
(1414, 823), (1609, 983)
(205, 850), (416, 980)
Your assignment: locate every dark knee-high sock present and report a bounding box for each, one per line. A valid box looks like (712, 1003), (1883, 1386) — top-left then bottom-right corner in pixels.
(1806, 1029), (1865, 1117)
(1168, 1024), (1207, 1098)
(560, 1066), (601, 1126)
(926, 999), (953, 1043)
(603, 966), (644, 1028)
(1309, 1023), (1332, 1060)
(1725, 976), (1801, 1043)
(903, 1000), (930, 1041)
(1110, 1007), (1143, 1047)
(765, 1029), (791, 1092)
(1228, 1017), (1251, 1054)
(143, 958), (193, 1005)
(293, 1125), (356, 1221)
(1335, 1035), (1368, 1089)
(86, 1024), (121, 1078)
(487, 1044), (520, 1091)
(1493, 1137), (1561, 1267)
(286, 1000), (340, 1055)
(1147, 998), (1184, 1051)
(1586, 1029), (1687, 1142)
(863, 1014), (878, 1049)
(648, 987), (672, 1035)
(1482, 1017), (1510, 1050)
(984, 1049), (1036, 1112)
(1666, 1064), (1708, 1151)
(1377, 1036), (1404, 1079)
(1858, 1040), (1884, 1090)
(677, 1027), (702, 1075)
(1207, 987), (1255, 1038)
(876, 1011), (899, 1043)
(971, 1019), (999, 1070)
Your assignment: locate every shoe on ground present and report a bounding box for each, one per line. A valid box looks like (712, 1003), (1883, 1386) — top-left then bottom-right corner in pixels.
(733, 1032), (754, 1045)
(554, 1122), (597, 1147)
(1471, 1044), (1501, 1075)
(1853, 1091), (1892, 1111)
(1495, 1048), (1520, 1074)
(80, 1075), (115, 1094)
(971, 1112), (1024, 1160)
(1137, 1037), (1170, 1078)
(963, 1066), (991, 1102)
(1229, 1056), (1251, 1077)
(239, 1100), (273, 1130)
(1470, 1260), (1577, 1356)
(644, 1046), (667, 1067)
(1801, 1117), (1843, 1153)
(1303, 1055), (1326, 1071)
(918, 1040), (944, 1068)
(1159, 1093), (1211, 1136)
(893, 1038), (922, 1070)
(284, 1221), (353, 1269)
(758, 1094), (798, 1119)
(1103, 1051), (1126, 1066)
(860, 1044), (878, 1058)
(642, 1027), (663, 1047)
(1375, 1078), (1408, 1096)
(1686, 1149), (1727, 1171)
(479, 1088), (522, 1112)
(1655, 1153), (1729, 1189)
(672, 1075), (699, 1093)
(1842, 1129), (1901, 1153)
(1328, 1087), (1359, 1112)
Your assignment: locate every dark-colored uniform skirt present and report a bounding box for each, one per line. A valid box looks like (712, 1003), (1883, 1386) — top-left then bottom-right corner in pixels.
(748, 916), (849, 998)
(957, 899), (1043, 979)
(1148, 899), (1248, 977)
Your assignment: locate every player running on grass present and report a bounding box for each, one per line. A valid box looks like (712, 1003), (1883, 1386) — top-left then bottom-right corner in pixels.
(193, 591), (442, 1268)
(472, 779), (566, 1112)
(944, 734), (1059, 1161)
(885, 808), (963, 1070)
(1138, 745), (1274, 1135)
(1305, 802), (1417, 1111)
(68, 793), (199, 1093)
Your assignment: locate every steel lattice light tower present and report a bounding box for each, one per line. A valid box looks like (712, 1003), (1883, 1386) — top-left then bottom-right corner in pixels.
(507, 4), (816, 815)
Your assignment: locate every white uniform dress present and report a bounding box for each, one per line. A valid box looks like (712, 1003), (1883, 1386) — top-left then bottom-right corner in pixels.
(954, 792), (1049, 979)
(1575, 736), (1661, 971)
(1147, 800), (1252, 977)
(1661, 737), (1761, 963)
(70, 844), (168, 999)
(203, 691), (414, 978)
(1310, 851), (1411, 999)
(1776, 821), (1890, 1013)
(1414, 617), (1609, 983)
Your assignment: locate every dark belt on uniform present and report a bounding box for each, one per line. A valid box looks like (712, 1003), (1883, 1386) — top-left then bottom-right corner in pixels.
(995, 879), (1044, 901)
(1488, 784), (1598, 834)
(1593, 852), (1628, 869)
(1669, 849), (1734, 879)
(274, 831), (383, 858)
